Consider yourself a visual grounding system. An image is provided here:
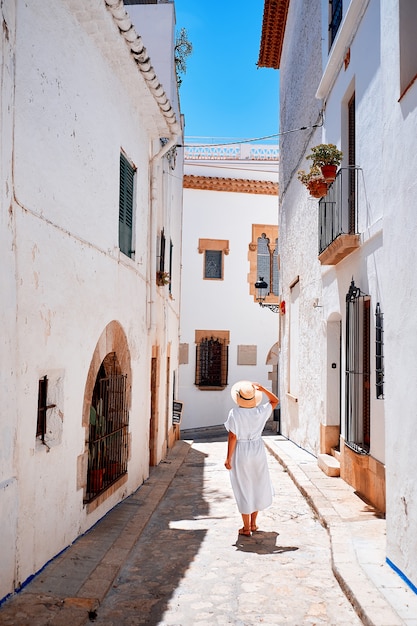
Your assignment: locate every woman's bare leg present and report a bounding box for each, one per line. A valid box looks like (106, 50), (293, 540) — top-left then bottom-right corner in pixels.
(239, 513), (251, 535)
(250, 511), (259, 531)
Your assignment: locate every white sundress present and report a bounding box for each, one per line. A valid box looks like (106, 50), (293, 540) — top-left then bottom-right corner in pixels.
(224, 403), (274, 514)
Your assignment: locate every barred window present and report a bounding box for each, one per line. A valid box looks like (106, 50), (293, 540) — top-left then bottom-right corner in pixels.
(195, 331), (229, 389)
(345, 280), (370, 454)
(375, 303), (384, 399)
(86, 357), (129, 502)
(36, 376), (56, 442)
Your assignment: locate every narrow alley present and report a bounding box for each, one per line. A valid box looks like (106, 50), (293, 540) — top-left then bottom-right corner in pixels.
(0, 430), (415, 625)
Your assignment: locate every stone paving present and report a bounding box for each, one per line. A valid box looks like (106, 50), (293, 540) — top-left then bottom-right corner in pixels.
(1, 430), (416, 625)
(91, 435), (361, 626)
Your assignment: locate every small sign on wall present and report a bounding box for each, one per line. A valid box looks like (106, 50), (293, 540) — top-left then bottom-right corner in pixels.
(172, 401), (184, 424)
(237, 345), (257, 366)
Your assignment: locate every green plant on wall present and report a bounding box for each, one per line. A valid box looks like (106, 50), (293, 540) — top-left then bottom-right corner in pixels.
(175, 27), (193, 89)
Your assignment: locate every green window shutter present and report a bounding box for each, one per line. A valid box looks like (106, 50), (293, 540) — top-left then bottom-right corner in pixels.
(119, 153), (135, 257)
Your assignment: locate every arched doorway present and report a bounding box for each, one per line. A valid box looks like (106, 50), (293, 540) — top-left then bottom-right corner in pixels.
(266, 341), (280, 432)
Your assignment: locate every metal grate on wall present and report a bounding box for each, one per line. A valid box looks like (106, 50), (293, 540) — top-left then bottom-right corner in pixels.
(195, 337), (228, 388)
(345, 280), (370, 454)
(86, 374), (129, 502)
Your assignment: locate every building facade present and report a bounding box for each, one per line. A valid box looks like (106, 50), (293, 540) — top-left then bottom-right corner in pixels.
(259, 0), (417, 591)
(0, 0), (183, 602)
(179, 144), (280, 432)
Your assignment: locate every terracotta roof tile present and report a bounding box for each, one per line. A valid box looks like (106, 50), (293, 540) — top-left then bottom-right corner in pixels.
(258, 0), (290, 69)
(183, 175), (279, 196)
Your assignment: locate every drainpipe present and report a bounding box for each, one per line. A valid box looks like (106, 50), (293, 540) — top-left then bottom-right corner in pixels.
(148, 134), (180, 334)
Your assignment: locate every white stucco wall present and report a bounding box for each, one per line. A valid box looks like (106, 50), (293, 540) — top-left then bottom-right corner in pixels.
(279, 0), (417, 592)
(278, 0), (325, 455)
(380, 1), (417, 591)
(0, 0), (183, 601)
(0, 0), (18, 599)
(179, 157), (279, 431)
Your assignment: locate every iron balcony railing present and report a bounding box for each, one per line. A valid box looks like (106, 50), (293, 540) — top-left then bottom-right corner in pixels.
(318, 167), (359, 255)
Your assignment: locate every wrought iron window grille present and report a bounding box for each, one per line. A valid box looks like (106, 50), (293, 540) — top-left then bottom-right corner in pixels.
(86, 372), (129, 502)
(37, 375), (56, 444)
(375, 303), (384, 399)
(195, 337), (228, 388)
(345, 279), (371, 455)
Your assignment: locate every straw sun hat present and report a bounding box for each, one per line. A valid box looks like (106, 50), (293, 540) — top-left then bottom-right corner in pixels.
(231, 380), (262, 408)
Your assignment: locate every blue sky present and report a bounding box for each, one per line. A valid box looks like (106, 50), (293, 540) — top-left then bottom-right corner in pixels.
(174, 0), (279, 144)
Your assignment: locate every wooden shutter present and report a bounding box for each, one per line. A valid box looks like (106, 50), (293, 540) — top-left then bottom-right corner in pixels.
(119, 153), (135, 257)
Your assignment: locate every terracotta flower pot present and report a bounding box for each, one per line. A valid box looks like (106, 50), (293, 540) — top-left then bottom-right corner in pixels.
(320, 164), (337, 182)
(308, 179), (328, 198)
(89, 468), (104, 492)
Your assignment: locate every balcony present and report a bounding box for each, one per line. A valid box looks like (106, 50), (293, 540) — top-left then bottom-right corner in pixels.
(318, 167), (360, 265)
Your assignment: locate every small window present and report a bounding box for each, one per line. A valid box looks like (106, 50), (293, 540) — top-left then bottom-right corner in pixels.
(329, 0), (343, 51)
(36, 376), (55, 442)
(195, 330), (229, 389)
(198, 239), (229, 281)
(119, 152), (136, 258)
(205, 250), (222, 279)
(169, 239), (173, 295)
(159, 228), (166, 273)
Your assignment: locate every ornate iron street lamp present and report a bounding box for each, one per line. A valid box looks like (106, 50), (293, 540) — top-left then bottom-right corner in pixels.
(254, 277), (279, 313)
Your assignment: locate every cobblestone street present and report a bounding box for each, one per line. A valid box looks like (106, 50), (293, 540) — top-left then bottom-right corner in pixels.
(91, 435), (361, 625)
(2, 431), (415, 625)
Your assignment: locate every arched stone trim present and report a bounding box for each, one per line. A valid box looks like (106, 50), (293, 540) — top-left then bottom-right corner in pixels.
(266, 342), (279, 366)
(78, 321), (132, 508)
(248, 224), (279, 303)
(82, 321), (132, 430)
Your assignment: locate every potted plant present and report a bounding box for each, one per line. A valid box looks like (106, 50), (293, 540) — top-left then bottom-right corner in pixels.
(306, 143), (343, 182)
(297, 166), (328, 199)
(156, 271), (170, 286)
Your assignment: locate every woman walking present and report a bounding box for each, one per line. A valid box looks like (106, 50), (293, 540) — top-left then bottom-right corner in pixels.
(224, 380), (279, 536)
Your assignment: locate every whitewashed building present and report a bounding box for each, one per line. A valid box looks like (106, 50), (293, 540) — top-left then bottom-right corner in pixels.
(179, 144), (280, 432)
(259, 0), (417, 593)
(0, 0), (183, 602)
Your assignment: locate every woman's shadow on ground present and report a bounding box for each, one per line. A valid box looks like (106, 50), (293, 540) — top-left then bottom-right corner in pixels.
(233, 531), (299, 555)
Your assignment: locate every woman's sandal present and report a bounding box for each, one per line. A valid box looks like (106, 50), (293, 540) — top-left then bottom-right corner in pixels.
(239, 527), (252, 536)
(251, 526), (259, 532)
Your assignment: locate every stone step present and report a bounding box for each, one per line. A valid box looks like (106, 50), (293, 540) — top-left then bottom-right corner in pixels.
(332, 448), (341, 461)
(317, 452), (340, 477)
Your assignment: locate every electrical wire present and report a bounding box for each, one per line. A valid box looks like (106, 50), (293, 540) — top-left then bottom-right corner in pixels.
(180, 112), (324, 148)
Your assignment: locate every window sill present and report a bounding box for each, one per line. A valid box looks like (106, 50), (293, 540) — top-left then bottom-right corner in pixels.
(196, 385), (226, 391)
(286, 393), (298, 403)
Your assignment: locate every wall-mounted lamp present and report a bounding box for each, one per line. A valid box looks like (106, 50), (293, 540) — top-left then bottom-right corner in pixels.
(255, 277), (279, 313)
